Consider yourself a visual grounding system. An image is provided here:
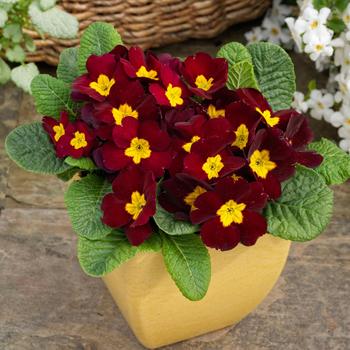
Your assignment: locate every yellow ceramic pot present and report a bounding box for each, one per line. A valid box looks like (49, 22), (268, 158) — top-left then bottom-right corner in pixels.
(102, 234), (290, 349)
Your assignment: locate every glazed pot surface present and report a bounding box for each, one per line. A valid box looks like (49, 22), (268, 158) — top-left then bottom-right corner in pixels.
(102, 234), (291, 349)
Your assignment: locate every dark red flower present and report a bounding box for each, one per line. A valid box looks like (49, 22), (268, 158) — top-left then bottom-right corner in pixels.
(276, 109), (323, 168)
(183, 137), (245, 182)
(225, 101), (261, 151)
(235, 88), (281, 128)
(149, 65), (190, 108)
(158, 174), (212, 220)
(247, 128), (296, 199)
(93, 80), (159, 126)
(101, 117), (171, 177)
(191, 177), (268, 251)
(121, 46), (161, 81)
(101, 167), (156, 245)
(43, 112), (94, 159)
(182, 52), (228, 98)
(72, 54), (128, 102)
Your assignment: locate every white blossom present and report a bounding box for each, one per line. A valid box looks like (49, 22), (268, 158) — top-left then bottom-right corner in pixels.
(343, 4), (350, 30)
(301, 6), (331, 32)
(292, 91), (309, 113)
(244, 27), (265, 43)
(304, 28), (334, 61)
(268, 0), (293, 25)
(285, 17), (304, 51)
(307, 89), (334, 120)
(330, 103), (350, 128)
(262, 17), (291, 44)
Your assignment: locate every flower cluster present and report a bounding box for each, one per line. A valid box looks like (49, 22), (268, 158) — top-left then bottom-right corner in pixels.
(42, 45), (322, 251)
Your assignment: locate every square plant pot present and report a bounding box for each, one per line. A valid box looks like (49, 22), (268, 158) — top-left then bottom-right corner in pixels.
(102, 234), (290, 349)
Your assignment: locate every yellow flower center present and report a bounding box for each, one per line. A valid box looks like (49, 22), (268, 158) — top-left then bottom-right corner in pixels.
(165, 83), (183, 107)
(53, 123), (65, 142)
(89, 74), (115, 96)
(345, 15), (350, 24)
(231, 173), (242, 182)
(310, 20), (319, 29)
(315, 44), (324, 52)
(256, 107), (279, 127)
(136, 66), (158, 80)
(232, 124), (249, 149)
(249, 149), (277, 179)
(195, 75), (214, 91)
(207, 104), (225, 119)
(184, 186), (206, 211)
(124, 137), (151, 164)
(125, 191), (147, 220)
(182, 135), (201, 153)
(216, 199), (246, 227)
(112, 104), (139, 125)
(70, 131), (88, 150)
(202, 154), (224, 180)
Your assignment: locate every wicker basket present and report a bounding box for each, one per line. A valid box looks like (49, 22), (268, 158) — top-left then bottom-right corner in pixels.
(26, 0), (271, 65)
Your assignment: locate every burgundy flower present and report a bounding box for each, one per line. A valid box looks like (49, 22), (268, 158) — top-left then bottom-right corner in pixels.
(121, 46), (161, 81)
(225, 101), (261, 151)
(247, 128), (296, 199)
(72, 54), (128, 102)
(43, 112), (94, 159)
(235, 88), (281, 128)
(191, 177), (268, 251)
(149, 65), (190, 108)
(93, 80), (159, 127)
(183, 137), (245, 182)
(101, 117), (171, 177)
(276, 109), (323, 168)
(182, 52), (228, 98)
(204, 87), (237, 119)
(158, 174), (212, 220)
(101, 167), (156, 245)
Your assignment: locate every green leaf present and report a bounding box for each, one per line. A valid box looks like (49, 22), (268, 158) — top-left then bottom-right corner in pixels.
(31, 74), (76, 117)
(10, 63), (39, 93)
(5, 45), (25, 63)
(335, 0), (349, 11)
(64, 174), (112, 239)
(312, 0), (328, 10)
(78, 230), (137, 277)
(161, 232), (211, 301)
(154, 203), (199, 235)
(56, 47), (79, 84)
(64, 156), (97, 170)
(137, 232), (162, 253)
(3, 23), (22, 42)
(5, 122), (71, 174)
(248, 42), (296, 111)
(217, 42), (252, 66)
(0, 57), (11, 84)
(78, 22), (122, 73)
(39, 0), (56, 11)
(265, 166), (333, 242)
(0, 8), (8, 28)
(227, 60), (259, 90)
(29, 2), (78, 39)
(308, 138), (350, 185)
(24, 34), (36, 52)
(327, 17), (346, 34)
(56, 166), (79, 182)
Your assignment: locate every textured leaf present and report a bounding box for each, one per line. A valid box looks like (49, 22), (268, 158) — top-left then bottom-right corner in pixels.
(29, 2), (78, 39)
(217, 42), (252, 66)
(248, 42), (296, 111)
(39, 0), (56, 11)
(64, 174), (112, 239)
(65, 156), (97, 170)
(78, 230), (137, 276)
(56, 166), (79, 182)
(5, 45), (25, 63)
(161, 233), (211, 301)
(78, 22), (122, 73)
(265, 166), (333, 242)
(154, 203), (199, 235)
(31, 74), (76, 117)
(5, 122), (70, 174)
(11, 63), (39, 93)
(227, 60), (259, 90)
(308, 138), (350, 185)
(57, 47), (79, 84)
(0, 58), (11, 84)
(137, 232), (162, 253)
(0, 8), (8, 28)
(3, 23), (22, 41)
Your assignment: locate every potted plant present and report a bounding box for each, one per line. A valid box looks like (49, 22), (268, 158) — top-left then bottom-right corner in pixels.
(5, 22), (350, 349)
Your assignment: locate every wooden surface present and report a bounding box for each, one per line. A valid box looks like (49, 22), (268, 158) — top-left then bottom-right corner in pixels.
(1, 23), (349, 350)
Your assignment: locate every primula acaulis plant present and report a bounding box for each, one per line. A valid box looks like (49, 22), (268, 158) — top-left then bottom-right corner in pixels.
(5, 22), (350, 301)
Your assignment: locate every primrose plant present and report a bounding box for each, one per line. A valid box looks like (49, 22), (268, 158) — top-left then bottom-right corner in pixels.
(0, 0), (78, 93)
